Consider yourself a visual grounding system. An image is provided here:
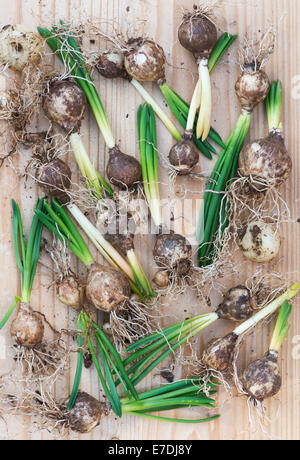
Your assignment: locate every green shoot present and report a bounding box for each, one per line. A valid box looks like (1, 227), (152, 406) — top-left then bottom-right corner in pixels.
(159, 33), (237, 158)
(1, 200), (44, 329)
(67, 314), (84, 411)
(131, 79), (182, 141)
(127, 249), (157, 300)
(137, 104), (162, 227)
(0, 297), (21, 330)
(124, 413), (220, 424)
(208, 33), (238, 73)
(36, 199), (145, 298)
(197, 111), (251, 266)
(266, 80), (283, 132)
(35, 198), (94, 267)
(70, 133), (114, 198)
(69, 311), (139, 417)
(119, 313), (218, 387)
(121, 378), (220, 423)
(269, 301), (293, 352)
(69, 317), (221, 424)
(234, 284), (299, 337)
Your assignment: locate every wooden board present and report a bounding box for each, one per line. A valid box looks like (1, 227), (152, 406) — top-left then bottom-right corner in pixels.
(0, 0), (299, 440)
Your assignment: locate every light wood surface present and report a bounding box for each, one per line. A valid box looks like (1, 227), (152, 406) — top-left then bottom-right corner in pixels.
(0, 0), (299, 440)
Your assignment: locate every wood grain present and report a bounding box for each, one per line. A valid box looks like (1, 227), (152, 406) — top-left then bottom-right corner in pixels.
(0, 0), (299, 440)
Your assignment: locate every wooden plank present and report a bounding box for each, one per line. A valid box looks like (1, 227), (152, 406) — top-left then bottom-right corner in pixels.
(0, 0), (299, 440)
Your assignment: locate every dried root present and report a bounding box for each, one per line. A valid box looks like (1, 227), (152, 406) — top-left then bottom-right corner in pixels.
(225, 176), (291, 244)
(172, 270), (292, 397)
(0, 330), (78, 437)
(0, 66), (54, 161)
(0, 378), (68, 437)
(11, 339), (69, 385)
(239, 27), (276, 72)
(232, 336), (281, 436)
(182, 1), (219, 22)
(228, 176), (291, 223)
(110, 296), (158, 352)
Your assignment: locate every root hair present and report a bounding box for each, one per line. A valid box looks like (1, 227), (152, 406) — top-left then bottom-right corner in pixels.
(239, 27), (276, 72)
(110, 297), (158, 352)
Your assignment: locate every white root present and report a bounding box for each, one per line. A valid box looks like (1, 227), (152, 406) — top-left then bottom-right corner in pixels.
(196, 60), (212, 140)
(239, 27), (276, 72)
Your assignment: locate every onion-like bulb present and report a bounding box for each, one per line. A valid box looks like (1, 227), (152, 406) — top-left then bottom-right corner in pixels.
(10, 303), (44, 348)
(56, 275), (84, 309)
(168, 131), (199, 175)
(235, 70), (270, 112)
(36, 158), (72, 202)
(238, 131), (292, 188)
(43, 80), (86, 133)
(67, 392), (105, 433)
(106, 146), (142, 189)
(238, 220), (281, 263)
(202, 333), (238, 372)
(216, 285), (255, 322)
(96, 49), (128, 79)
(153, 270), (170, 288)
(86, 263), (131, 313)
(153, 231), (192, 276)
(242, 350), (281, 401)
(124, 39), (166, 84)
(178, 14), (217, 61)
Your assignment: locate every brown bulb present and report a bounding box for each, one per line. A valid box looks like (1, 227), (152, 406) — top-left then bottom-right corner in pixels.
(107, 146), (142, 189)
(43, 80), (86, 133)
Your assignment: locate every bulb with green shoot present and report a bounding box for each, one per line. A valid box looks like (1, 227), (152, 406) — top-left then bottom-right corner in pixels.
(197, 30), (275, 267)
(123, 284), (299, 387)
(41, 76), (154, 300)
(95, 31), (235, 160)
(102, 213), (156, 301)
(41, 77), (114, 198)
(137, 103), (194, 286)
(38, 24), (142, 190)
(202, 284), (298, 374)
(168, 29), (237, 173)
(45, 238), (84, 309)
(239, 80), (292, 190)
(35, 198), (155, 346)
(0, 200), (44, 348)
(177, 4), (218, 142)
(40, 71), (152, 298)
(32, 379), (220, 434)
(241, 301), (293, 402)
(65, 310), (220, 432)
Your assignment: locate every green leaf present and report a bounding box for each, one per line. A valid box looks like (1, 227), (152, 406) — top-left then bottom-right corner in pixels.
(0, 297), (20, 330)
(67, 314), (84, 410)
(84, 327), (121, 417)
(95, 334), (122, 417)
(12, 200), (25, 273)
(124, 412), (220, 423)
(91, 318), (138, 400)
